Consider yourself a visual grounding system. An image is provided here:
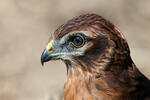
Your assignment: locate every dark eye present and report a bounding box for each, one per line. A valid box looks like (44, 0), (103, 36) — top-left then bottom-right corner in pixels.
(71, 36), (85, 47)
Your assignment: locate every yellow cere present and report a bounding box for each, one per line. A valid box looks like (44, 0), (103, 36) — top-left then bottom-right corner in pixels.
(46, 40), (54, 51)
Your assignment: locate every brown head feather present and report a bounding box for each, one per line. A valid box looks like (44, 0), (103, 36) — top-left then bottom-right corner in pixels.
(44, 14), (150, 100)
(54, 14), (131, 72)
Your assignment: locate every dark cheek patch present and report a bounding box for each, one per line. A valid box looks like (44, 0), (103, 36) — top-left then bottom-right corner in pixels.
(77, 36), (109, 68)
(84, 36), (108, 60)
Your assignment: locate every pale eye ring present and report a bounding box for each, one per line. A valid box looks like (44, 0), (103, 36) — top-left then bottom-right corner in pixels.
(71, 35), (85, 48)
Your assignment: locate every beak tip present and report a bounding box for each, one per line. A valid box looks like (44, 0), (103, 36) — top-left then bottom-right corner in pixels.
(41, 53), (46, 66)
(41, 49), (51, 66)
(41, 60), (44, 66)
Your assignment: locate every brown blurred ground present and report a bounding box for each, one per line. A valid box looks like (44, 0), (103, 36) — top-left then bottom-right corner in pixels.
(0, 0), (150, 100)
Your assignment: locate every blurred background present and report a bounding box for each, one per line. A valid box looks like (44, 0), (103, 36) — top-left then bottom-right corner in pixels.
(0, 0), (150, 100)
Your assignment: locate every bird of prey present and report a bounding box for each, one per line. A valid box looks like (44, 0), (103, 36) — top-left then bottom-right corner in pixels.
(41, 14), (150, 100)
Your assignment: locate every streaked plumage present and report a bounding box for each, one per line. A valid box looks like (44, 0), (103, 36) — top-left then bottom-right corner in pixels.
(41, 14), (150, 100)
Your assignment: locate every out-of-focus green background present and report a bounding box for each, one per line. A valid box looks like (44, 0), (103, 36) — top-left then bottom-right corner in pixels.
(0, 0), (150, 100)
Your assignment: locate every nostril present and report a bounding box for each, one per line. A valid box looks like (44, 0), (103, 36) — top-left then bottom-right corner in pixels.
(49, 47), (53, 52)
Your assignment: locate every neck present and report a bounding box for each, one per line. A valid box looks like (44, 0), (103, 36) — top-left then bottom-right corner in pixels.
(63, 58), (150, 100)
(64, 65), (93, 100)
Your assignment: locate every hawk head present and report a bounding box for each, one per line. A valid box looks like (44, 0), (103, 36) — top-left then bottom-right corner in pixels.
(41, 14), (150, 100)
(41, 14), (131, 73)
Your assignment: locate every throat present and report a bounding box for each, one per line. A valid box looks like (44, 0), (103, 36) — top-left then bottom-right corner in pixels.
(63, 66), (118, 100)
(63, 67), (94, 100)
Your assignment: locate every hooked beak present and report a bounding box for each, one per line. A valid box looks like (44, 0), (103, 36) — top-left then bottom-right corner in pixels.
(41, 49), (52, 66)
(41, 40), (54, 66)
(41, 39), (80, 66)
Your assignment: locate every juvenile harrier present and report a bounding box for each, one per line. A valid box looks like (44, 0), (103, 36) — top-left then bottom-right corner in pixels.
(41, 14), (150, 100)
